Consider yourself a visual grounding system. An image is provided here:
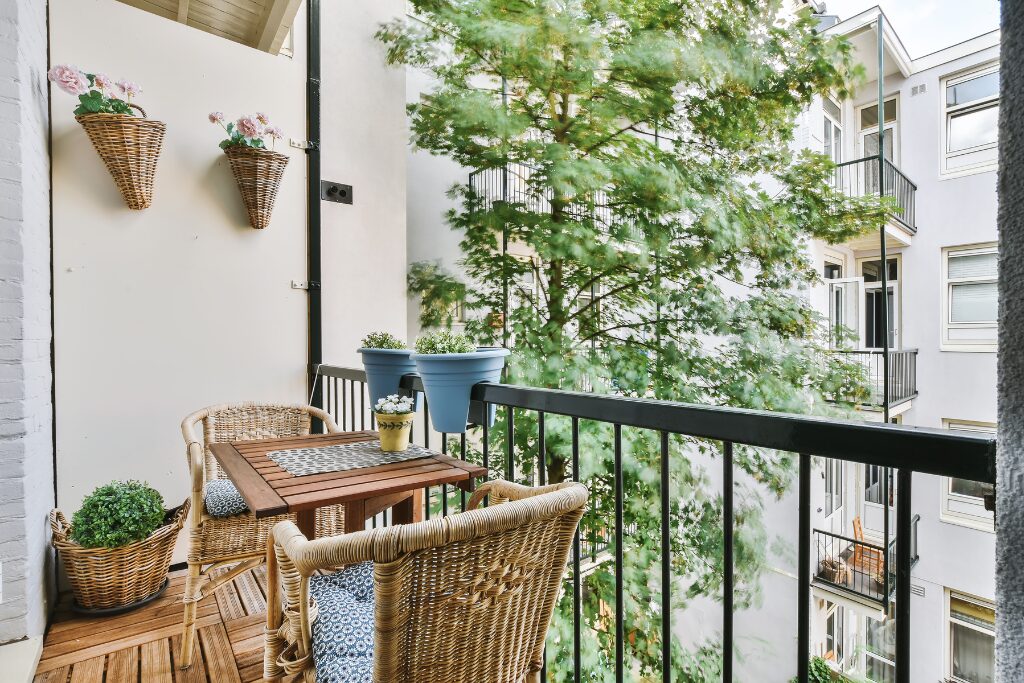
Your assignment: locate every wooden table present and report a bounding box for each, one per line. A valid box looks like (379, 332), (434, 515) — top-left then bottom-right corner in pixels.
(210, 431), (487, 538)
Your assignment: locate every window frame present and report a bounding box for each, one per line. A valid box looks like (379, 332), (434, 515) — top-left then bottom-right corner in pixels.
(864, 613), (895, 683)
(941, 243), (998, 352)
(946, 590), (996, 683)
(940, 62), (999, 177)
(940, 419), (996, 532)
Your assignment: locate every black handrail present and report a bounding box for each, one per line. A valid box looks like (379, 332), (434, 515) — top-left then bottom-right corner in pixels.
(313, 364), (995, 682)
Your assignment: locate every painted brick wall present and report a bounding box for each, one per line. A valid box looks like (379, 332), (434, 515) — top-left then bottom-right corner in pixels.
(0, 0), (54, 644)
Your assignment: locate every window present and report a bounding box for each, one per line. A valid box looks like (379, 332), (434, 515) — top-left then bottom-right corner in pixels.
(864, 465), (892, 506)
(942, 244), (997, 351)
(824, 602), (846, 667)
(941, 420), (996, 530)
(859, 257), (900, 350)
(948, 592), (995, 683)
(866, 614), (895, 683)
(942, 64), (999, 176)
(823, 97), (842, 163)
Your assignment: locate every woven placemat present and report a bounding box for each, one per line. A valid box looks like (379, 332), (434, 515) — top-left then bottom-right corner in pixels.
(267, 440), (435, 477)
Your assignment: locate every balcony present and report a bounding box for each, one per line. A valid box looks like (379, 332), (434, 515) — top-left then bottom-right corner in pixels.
(832, 156), (918, 249)
(33, 365), (994, 682)
(833, 348), (918, 410)
(813, 517), (919, 607)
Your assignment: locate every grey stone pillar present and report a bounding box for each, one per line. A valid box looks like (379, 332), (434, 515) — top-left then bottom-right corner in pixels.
(0, 0), (55, 644)
(998, 2), (1024, 681)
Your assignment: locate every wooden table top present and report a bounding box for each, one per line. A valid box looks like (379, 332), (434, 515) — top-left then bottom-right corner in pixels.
(210, 431), (487, 518)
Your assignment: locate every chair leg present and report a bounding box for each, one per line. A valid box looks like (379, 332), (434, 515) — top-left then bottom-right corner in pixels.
(179, 562), (202, 669)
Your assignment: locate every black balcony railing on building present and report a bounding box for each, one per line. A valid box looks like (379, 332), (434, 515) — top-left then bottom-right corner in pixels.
(833, 348), (918, 408)
(814, 528), (896, 605)
(833, 156), (917, 233)
(313, 364), (995, 683)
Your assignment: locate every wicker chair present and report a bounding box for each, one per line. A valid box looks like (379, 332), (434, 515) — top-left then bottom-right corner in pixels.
(264, 480), (588, 683)
(180, 402), (347, 669)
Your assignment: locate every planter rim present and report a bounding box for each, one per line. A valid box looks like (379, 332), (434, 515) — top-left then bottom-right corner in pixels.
(411, 347), (511, 361)
(51, 501), (188, 552)
(223, 145), (289, 161)
(358, 347), (413, 355)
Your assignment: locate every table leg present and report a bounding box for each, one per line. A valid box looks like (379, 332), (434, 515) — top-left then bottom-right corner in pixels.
(344, 499), (366, 534)
(296, 509), (316, 539)
(392, 488), (424, 525)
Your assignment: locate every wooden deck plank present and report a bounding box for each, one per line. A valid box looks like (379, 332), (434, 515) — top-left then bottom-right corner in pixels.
(233, 570), (266, 616)
(213, 569), (247, 622)
(170, 634), (208, 683)
(140, 640), (174, 683)
(198, 623), (242, 683)
(68, 655), (105, 683)
(33, 665), (70, 682)
(105, 647), (139, 683)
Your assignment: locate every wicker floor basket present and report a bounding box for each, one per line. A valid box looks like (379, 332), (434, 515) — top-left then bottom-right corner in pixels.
(51, 499), (189, 612)
(76, 108), (166, 210)
(224, 146), (289, 229)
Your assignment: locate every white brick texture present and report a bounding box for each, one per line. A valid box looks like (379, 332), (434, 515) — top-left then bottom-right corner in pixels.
(0, 0), (54, 644)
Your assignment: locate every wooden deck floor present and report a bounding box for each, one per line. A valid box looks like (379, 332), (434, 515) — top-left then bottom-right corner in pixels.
(33, 565), (289, 683)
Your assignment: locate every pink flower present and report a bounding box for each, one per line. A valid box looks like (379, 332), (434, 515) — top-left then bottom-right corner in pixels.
(116, 80), (141, 99)
(236, 115), (263, 139)
(255, 112), (270, 125)
(264, 125), (284, 140)
(47, 65), (89, 96)
(92, 73), (114, 92)
(208, 111), (225, 124)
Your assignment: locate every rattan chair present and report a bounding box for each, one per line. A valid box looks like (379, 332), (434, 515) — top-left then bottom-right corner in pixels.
(180, 402), (347, 668)
(264, 480), (588, 683)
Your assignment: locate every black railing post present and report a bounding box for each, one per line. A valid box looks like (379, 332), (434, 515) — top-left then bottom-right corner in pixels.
(613, 424), (625, 683)
(896, 468), (913, 683)
(723, 442), (734, 682)
(798, 453), (811, 683)
(660, 431), (671, 683)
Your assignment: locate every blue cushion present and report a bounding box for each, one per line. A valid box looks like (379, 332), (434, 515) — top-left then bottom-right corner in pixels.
(310, 562), (375, 683)
(203, 479), (249, 517)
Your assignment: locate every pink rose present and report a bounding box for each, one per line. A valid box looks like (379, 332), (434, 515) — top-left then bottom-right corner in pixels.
(255, 112), (270, 125)
(264, 125), (284, 140)
(208, 111), (225, 124)
(116, 80), (141, 99)
(92, 73), (113, 92)
(236, 116), (263, 139)
(47, 65), (89, 96)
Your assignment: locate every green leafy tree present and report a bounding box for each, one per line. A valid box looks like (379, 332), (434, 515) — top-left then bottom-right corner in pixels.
(378, 0), (879, 679)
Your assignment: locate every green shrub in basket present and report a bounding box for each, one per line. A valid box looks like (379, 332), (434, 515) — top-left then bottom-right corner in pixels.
(70, 480), (166, 548)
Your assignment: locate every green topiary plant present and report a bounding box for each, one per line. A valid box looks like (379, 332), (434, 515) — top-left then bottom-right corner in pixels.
(70, 480), (166, 549)
(415, 330), (476, 355)
(361, 331), (407, 349)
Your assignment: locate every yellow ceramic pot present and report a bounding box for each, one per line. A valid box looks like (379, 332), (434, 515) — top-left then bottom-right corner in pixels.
(375, 412), (414, 452)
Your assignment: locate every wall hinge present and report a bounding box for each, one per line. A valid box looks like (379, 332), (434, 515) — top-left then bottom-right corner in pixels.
(289, 138), (318, 151)
(308, 281), (322, 290)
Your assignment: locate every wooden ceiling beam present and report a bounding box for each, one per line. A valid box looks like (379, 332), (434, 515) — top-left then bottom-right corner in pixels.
(176, 0), (189, 23)
(253, 0), (301, 53)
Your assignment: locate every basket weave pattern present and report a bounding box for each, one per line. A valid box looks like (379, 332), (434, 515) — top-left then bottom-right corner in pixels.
(51, 499), (189, 610)
(224, 146), (289, 229)
(76, 111), (166, 210)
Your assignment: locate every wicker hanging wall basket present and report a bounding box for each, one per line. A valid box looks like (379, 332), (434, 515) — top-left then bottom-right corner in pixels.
(75, 104), (166, 210)
(50, 499), (189, 613)
(223, 146), (289, 229)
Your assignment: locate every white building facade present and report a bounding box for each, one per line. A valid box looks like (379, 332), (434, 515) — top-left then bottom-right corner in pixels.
(803, 10), (998, 683)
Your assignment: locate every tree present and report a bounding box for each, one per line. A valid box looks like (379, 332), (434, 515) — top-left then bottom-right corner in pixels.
(378, 0), (879, 679)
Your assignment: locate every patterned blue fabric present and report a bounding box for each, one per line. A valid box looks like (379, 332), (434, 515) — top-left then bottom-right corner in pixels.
(203, 479), (249, 517)
(310, 562), (375, 683)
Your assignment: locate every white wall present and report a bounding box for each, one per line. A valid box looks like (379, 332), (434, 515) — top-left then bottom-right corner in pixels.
(0, 0), (54, 646)
(49, 0), (408, 563)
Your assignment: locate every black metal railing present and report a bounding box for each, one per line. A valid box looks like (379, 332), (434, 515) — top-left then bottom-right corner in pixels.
(833, 156), (917, 232)
(313, 364), (995, 683)
(813, 528), (895, 604)
(832, 348), (918, 408)
(469, 164), (645, 243)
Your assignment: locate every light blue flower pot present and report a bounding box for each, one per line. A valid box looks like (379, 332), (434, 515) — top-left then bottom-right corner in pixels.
(357, 348), (419, 410)
(411, 347), (510, 434)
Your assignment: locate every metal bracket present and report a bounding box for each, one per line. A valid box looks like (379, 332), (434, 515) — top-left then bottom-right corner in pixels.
(289, 138), (319, 151)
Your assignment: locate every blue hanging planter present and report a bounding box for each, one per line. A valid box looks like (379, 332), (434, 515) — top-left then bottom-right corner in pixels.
(411, 347), (510, 434)
(357, 348), (419, 409)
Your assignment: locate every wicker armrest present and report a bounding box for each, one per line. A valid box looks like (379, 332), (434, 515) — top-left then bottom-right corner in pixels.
(468, 480), (573, 510)
(187, 441), (205, 526)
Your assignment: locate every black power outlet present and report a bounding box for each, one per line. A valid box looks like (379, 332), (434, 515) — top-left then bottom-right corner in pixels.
(320, 181), (353, 204)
